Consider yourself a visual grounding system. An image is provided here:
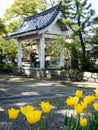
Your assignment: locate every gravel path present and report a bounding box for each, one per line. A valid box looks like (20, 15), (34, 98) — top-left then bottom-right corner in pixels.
(0, 74), (97, 130)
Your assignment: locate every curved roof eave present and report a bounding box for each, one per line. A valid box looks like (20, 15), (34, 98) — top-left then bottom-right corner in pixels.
(5, 30), (37, 40)
(5, 4), (61, 39)
(38, 11), (61, 35)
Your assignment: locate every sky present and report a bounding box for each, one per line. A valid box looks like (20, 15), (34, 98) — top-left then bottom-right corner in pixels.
(0, 0), (98, 18)
(0, 0), (13, 18)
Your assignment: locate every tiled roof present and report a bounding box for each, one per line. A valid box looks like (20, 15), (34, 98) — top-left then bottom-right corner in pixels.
(9, 3), (61, 37)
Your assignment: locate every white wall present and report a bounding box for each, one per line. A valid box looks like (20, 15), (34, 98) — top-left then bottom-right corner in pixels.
(47, 23), (69, 35)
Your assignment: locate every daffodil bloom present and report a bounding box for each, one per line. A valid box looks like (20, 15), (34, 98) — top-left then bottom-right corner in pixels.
(83, 95), (95, 105)
(20, 105), (34, 116)
(8, 108), (19, 120)
(80, 117), (87, 127)
(26, 110), (42, 124)
(40, 101), (52, 113)
(65, 96), (79, 106)
(74, 104), (83, 115)
(81, 101), (88, 110)
(75, 90), (83, 98)
(94, 88), (98, 97)
(93, 103), (98, 111)
(65, 97), (73, 106)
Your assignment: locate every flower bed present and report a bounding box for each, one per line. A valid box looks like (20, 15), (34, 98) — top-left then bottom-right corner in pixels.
(0, 87), (98, 130)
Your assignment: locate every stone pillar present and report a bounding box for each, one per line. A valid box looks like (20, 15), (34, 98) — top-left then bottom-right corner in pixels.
(40, 36), (45, 69)
(60, 47), (65, 67)
(18, 41), (22, 68)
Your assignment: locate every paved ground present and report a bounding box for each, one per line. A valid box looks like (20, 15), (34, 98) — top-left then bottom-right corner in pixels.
(0, 73), (97, 108)
(0, 74), (97, 99)
(0, 74), (98, 130)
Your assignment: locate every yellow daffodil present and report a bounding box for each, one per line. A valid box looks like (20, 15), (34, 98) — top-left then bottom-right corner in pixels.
(74, 104), (83, 115)
(93, 103), (98, 111)
(80, 117), (87, 127)
(40, 101), (52, 113)
(8, 108), (19, 120)
(94, 88), (98, 98)
(83, 95), (95, 105)
(81, 101), (88, 110)
(65, 97), (73, 106)
(26, 110), (42, 124)
(20, 105), (34, 116)
(65, 96), (79, 106)
(75, 90), (83, 98)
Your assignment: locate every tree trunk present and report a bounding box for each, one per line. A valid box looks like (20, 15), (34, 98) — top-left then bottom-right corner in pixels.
(75, 1), (86, 62)
(79, 31), (86, 60)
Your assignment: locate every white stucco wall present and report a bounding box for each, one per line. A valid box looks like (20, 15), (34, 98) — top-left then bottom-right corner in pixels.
(47, 23), (68, 35)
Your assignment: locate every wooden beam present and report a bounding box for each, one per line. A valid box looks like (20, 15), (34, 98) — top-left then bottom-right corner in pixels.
(18, 34), (41, 42)
(43, 33), (58, 39)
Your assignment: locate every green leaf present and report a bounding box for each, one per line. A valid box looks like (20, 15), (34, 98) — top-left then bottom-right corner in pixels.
(69, 115), (77, 129)
(45, 118), (49, 130)
(63, 125), (69, 130)
(63, 115), (68, 125)
(77, 126), (82, 130)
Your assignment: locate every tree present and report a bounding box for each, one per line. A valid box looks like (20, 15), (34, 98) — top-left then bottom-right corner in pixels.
(0, 38), (17, 55)
(57, 37), (81, 69)
(61, 0), (96, 69)
(0, 18), (6, 37)
(44, 0), (61, 7)
(91, 27), (98, 45)
(0, 0), (48, 62)
(3, 0), (47, 33)
(3, 0), (47, 20)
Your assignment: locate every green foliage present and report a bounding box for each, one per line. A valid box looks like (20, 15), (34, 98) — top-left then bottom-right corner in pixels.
(45, 41), (61, 60)
(63, 115), (81, 130)
(61, 0), (95, 36)
(5, 20), (21, 33)
(57, 37), (81, 69)
(0, 37), (18, 56)
(63, 112), (98, 130)
(61, 0), (96, 68)
(0, 18), (6, 37)
(2, 0), (47, 34)
(91, 27), (98, 45)
(45, 0), (61, 7)
(0, 0), (48, 65)
(0, 63), (17, 73)
(93, 17), (98, 24)
(64, 88), (98, 130)
(3, 0), (47, 21)
(79, 56), (96, 72)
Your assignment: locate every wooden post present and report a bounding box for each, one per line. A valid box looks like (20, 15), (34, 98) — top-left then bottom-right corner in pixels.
(40, 36), (45, 69)
(60, 47), (65, 67)
(18, 41), (22, 68)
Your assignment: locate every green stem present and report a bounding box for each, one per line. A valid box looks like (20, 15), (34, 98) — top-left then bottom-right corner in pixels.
(74, 115), (80, 130)
(30, 124), (33, 130)
(44, 114), (48, 130)
(8, 122), (13, 130)
(82, 127), (85, 130)
(26, 123), (32, 130)
(38, 115), (48, 130)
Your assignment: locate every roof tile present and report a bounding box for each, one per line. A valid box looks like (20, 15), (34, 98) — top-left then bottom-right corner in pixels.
(11, 4), (61, 37)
